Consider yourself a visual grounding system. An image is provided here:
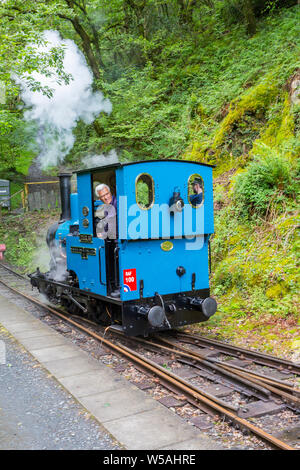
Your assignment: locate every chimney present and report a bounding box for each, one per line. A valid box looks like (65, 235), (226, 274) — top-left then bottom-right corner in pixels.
(58, 173), (72, 221)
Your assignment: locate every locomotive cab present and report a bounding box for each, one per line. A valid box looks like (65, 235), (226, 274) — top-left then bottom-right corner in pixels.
(30, 160), (217, 337)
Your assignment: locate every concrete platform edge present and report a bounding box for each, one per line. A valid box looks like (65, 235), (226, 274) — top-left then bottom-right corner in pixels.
(0, 294), (223, 450)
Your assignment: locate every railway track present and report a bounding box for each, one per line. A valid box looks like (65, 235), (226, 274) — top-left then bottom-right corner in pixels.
(0, 262), (299, 450)
(173, 331), (300, 374)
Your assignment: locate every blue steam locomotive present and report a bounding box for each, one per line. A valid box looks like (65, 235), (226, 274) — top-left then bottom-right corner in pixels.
(30, 159), (217, 336)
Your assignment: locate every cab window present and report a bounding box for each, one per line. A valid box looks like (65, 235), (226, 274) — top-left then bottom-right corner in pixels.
(136, 173), (154, 209)
(188, 174), (204, 208)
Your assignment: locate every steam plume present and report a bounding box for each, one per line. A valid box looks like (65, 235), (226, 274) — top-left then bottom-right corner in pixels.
(16, 30), (112, 169)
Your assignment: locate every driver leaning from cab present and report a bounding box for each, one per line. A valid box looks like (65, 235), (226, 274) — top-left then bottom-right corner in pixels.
(95, 184), (117, 239)
(95, 184), (117, 210)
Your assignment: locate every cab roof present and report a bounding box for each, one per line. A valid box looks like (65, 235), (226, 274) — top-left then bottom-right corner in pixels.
(75, 159), (215, 175)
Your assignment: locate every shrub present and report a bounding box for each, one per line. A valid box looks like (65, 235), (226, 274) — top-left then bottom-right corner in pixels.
(233, 143), (298, 219)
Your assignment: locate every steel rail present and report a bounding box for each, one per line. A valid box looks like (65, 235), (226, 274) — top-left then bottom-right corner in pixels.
(0, 273), (297, 450)
(155, 336), (300, 407)
(115, 345), (296, 451)
(0, 262), (28, 281)
(0, 262), (123, 306)
(175, 331), (300, 374)
(0, 275), (240, 413)
(125, 330), (298, 394)
(219, 363), (300, 406)
(133, 335), (272, 398)
(241, 372), (300, 394)
(1, 262), (298, 374)
(0, 262), (298, 402)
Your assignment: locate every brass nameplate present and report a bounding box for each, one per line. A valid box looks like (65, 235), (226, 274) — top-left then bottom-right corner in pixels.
(79, 234), (93, 244)
(71, 246), (96, 260)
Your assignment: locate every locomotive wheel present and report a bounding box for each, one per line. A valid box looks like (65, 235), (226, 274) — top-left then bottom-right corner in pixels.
(87, 301), (112, 326)
(60, 297), (83, 316)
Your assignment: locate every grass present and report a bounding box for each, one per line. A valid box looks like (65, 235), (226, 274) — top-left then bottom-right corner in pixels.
(0, 209), (59, 272)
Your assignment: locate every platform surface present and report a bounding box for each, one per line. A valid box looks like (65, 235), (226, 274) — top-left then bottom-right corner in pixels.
(0, 294), (223, 450)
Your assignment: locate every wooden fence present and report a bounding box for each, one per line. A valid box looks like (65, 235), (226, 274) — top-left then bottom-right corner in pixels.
(24, 181), (60, 211)
(0, 181), (61, 213)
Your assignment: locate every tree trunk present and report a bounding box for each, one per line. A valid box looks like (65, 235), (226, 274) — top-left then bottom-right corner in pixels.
(242, 0), (256, 36)
(70, 17), (102, 81)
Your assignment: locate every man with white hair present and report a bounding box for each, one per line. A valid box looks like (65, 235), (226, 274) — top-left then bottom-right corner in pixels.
(95, 183), (117, 210)
(94, 184), (117, 239)
(95, 183), (119, 297)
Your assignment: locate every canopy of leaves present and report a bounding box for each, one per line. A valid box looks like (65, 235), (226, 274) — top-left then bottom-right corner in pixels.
(0, 1), (299, 174)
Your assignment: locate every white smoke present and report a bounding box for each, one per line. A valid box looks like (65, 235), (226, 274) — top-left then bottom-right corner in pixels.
(16, 30), (112, 169)
(82, 149), (119, 169)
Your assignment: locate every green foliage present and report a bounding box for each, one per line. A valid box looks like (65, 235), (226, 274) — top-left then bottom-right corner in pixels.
(210, 76), (278, 156)
(219, 0), (298, 35)
(0, 0), (75, 178)
(6, 236), (36, 267)
(211, 203), (299, 319)
(99, 5), (300, 162)
(9, 183), (24, 211)
(0, 219), (36, 267)
(0, 0), (72, 92)
(0, 210), (59, 269)
(0, 113), (38, 177)
(0, 1), (299, 168)
(233, 144), (299, 219)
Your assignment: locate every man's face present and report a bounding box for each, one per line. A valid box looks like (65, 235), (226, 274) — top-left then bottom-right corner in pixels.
(98, 188), (112, 204)
(192, 183), (201, 194)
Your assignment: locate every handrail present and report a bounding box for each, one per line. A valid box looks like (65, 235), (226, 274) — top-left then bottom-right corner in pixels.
(0, 188), (24, 205)
(0, 180), (61, 215)
(24, 181), (59, 185)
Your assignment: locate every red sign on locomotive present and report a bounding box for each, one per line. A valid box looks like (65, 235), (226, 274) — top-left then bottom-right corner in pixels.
(123, 268), (137, 292)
